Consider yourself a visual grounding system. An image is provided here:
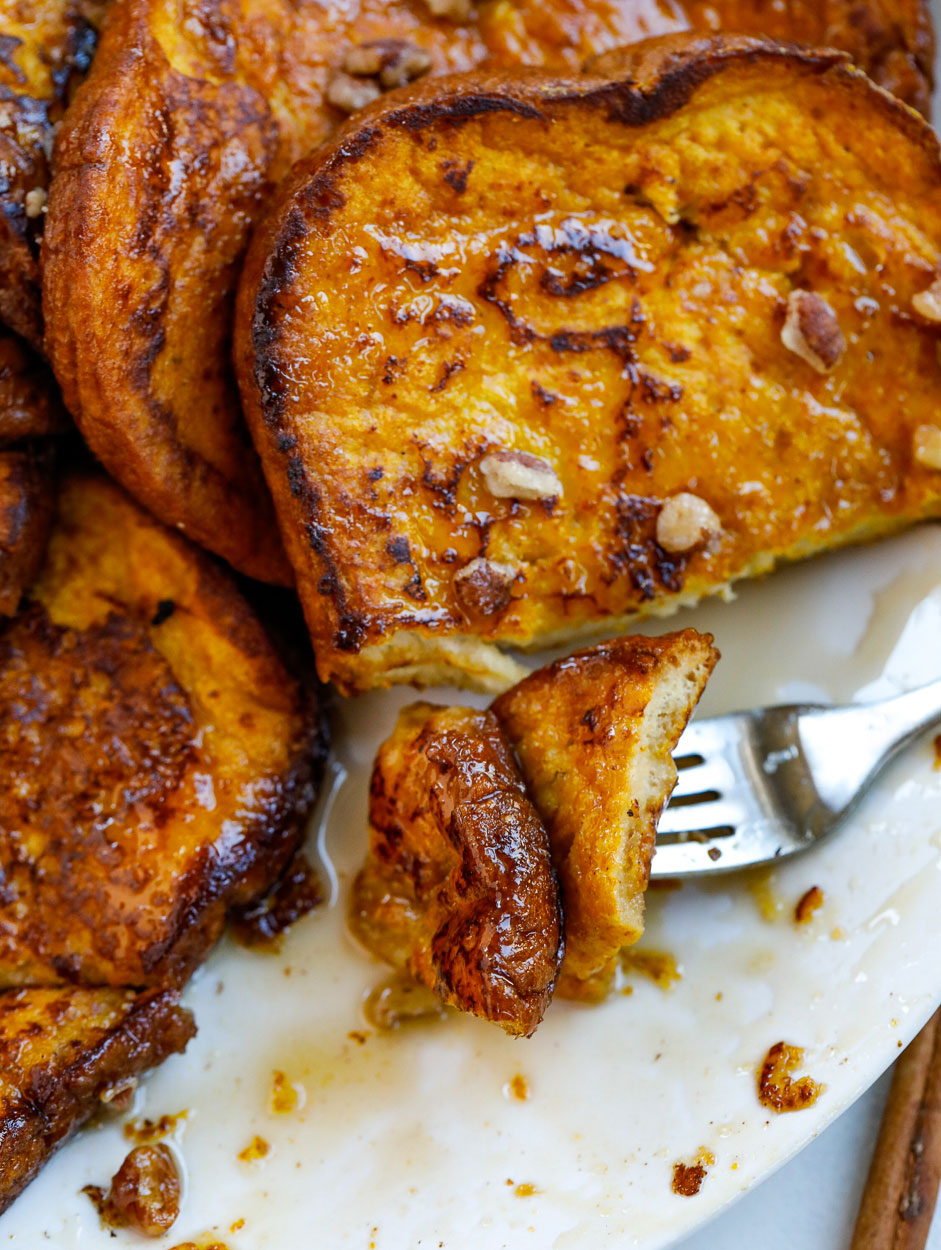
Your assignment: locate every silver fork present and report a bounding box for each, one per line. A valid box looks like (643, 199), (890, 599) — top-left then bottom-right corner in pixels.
(651, 679), (941, 878)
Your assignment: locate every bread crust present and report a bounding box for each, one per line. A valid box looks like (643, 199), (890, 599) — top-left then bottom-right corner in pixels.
(0, 471), (327, 988)
(237, 34), (941, 693)
(0, 986), (194, 1214)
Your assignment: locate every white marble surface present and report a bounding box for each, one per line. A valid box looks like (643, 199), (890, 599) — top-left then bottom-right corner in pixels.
(675, 1071), (941, 1250)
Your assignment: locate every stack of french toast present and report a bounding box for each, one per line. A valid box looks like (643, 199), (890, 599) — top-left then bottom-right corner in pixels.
(2, 0), (941, 1225)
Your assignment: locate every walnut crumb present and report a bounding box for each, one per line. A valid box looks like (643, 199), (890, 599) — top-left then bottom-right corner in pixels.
(454, 557), (518, 617)
(479, 449), (562, 501)
(423, 0), (472, 18)
(781, 289), (845, 372)
(24, 188), (47, 218)
(344, 40), (433, 90)
(913, 424), (941, 469)
(656, 493), (721, 554)
(912, 277), (941, 322)
(327, 72), (381, 114)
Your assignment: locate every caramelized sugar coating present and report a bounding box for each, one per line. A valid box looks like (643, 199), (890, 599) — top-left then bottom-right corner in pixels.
(493, 630), (717, 993)
(0, 0), (107, 349)
(351, 703), (563, 1036)
(0, 986), (194, 1214)
(237, 36), (941, 693)
(0, 472), (326, 988)
(43, 0), (933, 583)
(0, 447), (53, 616)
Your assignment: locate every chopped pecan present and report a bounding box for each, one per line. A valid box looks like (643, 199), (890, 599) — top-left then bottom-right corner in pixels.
(84, 1144), (180, 1237)
(912, 276), (941, 322)
(656, 493), (721, 553)
(343, 40), (433, 90)
(479, 449), (562, 502)
(326, 72), (382, 115)
(454, 557), (518, 616)
(781, 289), (845, 372)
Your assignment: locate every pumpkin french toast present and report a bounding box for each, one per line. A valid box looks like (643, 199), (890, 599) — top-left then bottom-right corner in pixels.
(0, 471), (326, 989)
(236, 34), (941, 693)
(42, 0), (933, 581)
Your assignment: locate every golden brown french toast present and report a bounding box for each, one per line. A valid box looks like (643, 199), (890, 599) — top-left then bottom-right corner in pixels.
(42, 0), (933, 584)
(0, 0), (107, 349)
(350, 703), (563, 1036)
(0, 986), (193, 1214)
(493, 631), (717, 997)
(237, 35), (941, 694)
(0, 471), (326, 988)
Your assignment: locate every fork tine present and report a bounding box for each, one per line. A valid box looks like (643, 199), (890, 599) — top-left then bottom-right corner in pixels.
(656, 796), (749, 838)
(670, 754), (738, 801)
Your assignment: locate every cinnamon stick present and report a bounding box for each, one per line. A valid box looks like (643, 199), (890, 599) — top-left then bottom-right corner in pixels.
(851, 1010), (941, 1250)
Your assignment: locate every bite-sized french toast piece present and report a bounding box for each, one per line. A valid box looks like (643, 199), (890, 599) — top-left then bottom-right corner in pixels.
(0, 986), (193, 1215)
(350, 703), (563, 1036)
(0, 0), (107, 349)
(42, 0), (934, 585)
(493, 631), (717, 997)
(237, 35), (941, 695)
(0, 471), (326, 988)
(0, 446), (54, 616)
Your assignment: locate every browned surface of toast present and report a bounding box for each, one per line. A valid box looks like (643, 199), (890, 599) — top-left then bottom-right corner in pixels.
(0, 0), (106, 349)
(42, 2), (933, 584)
(493, 630), (717, 995)
(0, 471), (326, 988)
(237, 35), (941, 693)
(0, 447), (53, 616)
(0, 986), (193, 1214)
(350, 703), (563, 1036)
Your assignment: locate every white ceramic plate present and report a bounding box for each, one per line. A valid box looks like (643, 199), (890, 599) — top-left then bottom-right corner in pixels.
(6, 40), (941, 1250)
(4, 527), (941, 1250)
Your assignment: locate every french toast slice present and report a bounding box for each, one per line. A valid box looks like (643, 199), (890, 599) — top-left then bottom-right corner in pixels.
(0, 986), (194, 1214)
(237, 34), (941, 694)
(0, 0), (107, 349)
(350, 703), (563, 1036)
(493, 631), (717, 997)
(42, 0), (933, 584)
(0, 471), (326, 988)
